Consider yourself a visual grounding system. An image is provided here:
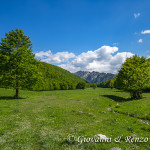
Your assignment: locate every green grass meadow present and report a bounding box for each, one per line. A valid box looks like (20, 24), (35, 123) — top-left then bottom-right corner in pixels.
(0, 88), (150, 150)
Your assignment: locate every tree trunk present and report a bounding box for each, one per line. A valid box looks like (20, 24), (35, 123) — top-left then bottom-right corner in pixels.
(15, 88), (19, 98)
(15, 77), (19, 98)
(130, 91), (142, 99)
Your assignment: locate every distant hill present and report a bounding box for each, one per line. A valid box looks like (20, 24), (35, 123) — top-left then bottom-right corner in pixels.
(31, 62), (86, 90)
(74, 71), (116, 84)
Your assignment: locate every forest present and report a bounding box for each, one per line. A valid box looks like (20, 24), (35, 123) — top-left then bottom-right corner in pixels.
(30, 61), (87, 91)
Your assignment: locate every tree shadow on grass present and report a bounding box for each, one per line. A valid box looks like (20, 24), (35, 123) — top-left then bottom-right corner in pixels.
(102, 95), (132, 102)
(0, 96), (25, 100)
(143, 90), (150, 93)
(114, 90), (124, 92)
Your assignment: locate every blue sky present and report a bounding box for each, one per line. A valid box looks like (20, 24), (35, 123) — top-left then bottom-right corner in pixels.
(0, 0), (150, 73)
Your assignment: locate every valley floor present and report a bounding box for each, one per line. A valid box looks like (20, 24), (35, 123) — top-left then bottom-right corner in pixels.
(0, 88), (150, 150)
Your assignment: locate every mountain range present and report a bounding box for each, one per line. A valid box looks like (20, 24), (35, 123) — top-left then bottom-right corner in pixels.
(74, 71), (116, 84)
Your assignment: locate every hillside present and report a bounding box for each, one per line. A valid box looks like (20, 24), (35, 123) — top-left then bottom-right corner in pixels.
(0, 61), (86, 91)
(74, 71), (116, 84)
(31, 62), (86, 90)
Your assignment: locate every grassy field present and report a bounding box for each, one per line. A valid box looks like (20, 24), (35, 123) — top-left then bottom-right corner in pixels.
(0, 88), (150, 150)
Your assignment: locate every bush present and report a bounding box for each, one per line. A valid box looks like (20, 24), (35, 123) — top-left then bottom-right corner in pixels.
(76, 82), (86, 89)
(91, 84), (97, 89)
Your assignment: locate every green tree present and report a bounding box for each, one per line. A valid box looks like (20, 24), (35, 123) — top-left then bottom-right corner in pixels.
(91, 83), (97, 89)
(0, 29), (38, 98)
(76, 82), (86, 89)
(60, 82), (68, 90)
(98, 81), (109, 88)
(108, 78), (115, 89)
(53, 82), (60, 90)
(116, 55), (150, 99)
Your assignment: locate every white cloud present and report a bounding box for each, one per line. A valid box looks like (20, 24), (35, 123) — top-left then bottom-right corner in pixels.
(134, 13), (140, 19)
(59, 64), (81, 73)
(35, 50), (52, 58)
(146, 56), (150, 59)
(138, 39), (143, 43)
(59, 46), (134, 74)
(35, 46), (134, 74)
(141, 30), (150, 34)
(35, 50), (76, 63)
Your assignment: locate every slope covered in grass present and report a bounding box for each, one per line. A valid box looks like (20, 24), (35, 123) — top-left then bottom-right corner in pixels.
(0, 88), (149, 150)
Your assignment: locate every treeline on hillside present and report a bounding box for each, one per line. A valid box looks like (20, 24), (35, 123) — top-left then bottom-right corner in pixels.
(98, 78), (116, 89)
(30, 62), (87, 91)
(88, 78), (116, 89)
(99, 76), (150, 91)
